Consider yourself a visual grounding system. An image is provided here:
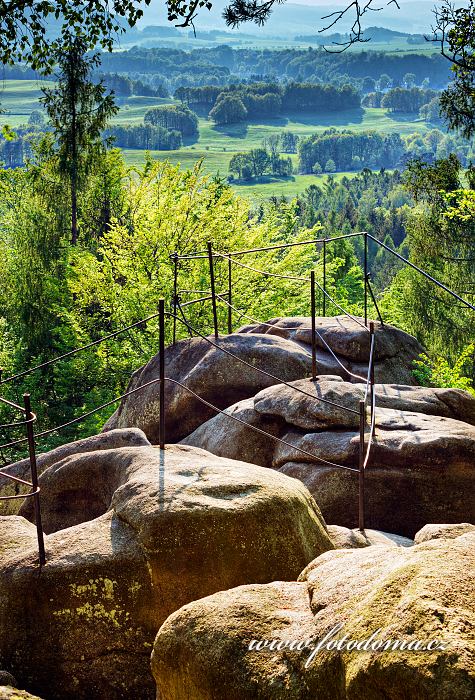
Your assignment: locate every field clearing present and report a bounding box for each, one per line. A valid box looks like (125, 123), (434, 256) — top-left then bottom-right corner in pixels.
(121, 107), (427, 197)
(1, 79), (430, 198)
(0, 79), (54, 125)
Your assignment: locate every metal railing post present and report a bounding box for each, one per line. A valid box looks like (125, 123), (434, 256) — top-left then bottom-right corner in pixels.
(367, 274), (385, 326)
(207, 241), (219, 339)
(358, 399), (366, 532)
(172, 251), (178, 345)
(311, 271), (317, 381)
(364, 231), (368, 326)
(369, 321), (375, 431)
(23, 393), (46, 566)
(227, 255), (232, 335)
(322, 240), (327, 316)
(159, 299), (166, 450)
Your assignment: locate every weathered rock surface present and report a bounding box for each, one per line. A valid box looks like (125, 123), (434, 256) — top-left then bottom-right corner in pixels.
(253, 377), (475, 427)
(0, 428), (151, 516)
(152, 530), (475, 700)
(327, 525), (413, 549)
(2, 444), (332, 699)
(238, 315), (425, 385)
(184, 377), (475, 537)
(103, 317), (429, 443)
(278, 410), (475, 536)
(414, 522), (475, 544)
(181, 398), (283, 467)
(0, 688), (43, 700)
(103, 333), (313, 442)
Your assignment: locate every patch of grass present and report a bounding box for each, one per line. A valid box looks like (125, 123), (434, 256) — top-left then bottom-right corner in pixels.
(0, 79), (54, 126)
(121, 106), (426, 198)
(0, 78), (430, 199)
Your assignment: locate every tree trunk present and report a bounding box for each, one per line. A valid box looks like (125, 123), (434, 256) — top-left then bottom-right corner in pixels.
(71, 171), (78, 246)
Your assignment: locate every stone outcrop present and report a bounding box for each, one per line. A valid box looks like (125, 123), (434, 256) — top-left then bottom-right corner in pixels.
(238, 315), (425, 385)
(0, 688), (43, 700)
(1, 444), (332, 699)
(102, 317), (427, 443)
(102, 333), (314, 443)
(183, 377), (475, 537)
(414, 522), (475, 544)
(0, 428), (151, 516)
(327, 525), (413, 549)
(152, 530), (475, 700)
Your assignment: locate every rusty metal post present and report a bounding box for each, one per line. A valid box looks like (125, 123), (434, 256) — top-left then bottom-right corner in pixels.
(207, 241), (219, 339)
(364, 231), (368, 327)
(311, 271), (317, 381)
(23, 393), (46, 566)
(159, 299), (165, 451)
(358, 399), (366, 532)
(172, 251), (178, 345)
(227, 255), (232, 335)
(322, 239), (327, 316)
(369, 321), (375, 431)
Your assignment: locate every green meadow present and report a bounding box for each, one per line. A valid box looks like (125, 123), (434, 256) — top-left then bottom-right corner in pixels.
(0, 79), (429, 198)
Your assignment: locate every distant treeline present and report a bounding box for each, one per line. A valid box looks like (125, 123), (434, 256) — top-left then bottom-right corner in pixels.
(177, 82), (360, 124)
(143, 105), (198, 137)
(229, 147), (293, 180)
(99, 73), (169, 98)
(0, 125), (45, 168)
(95, 46), (450, 92)
(4, 46), (450, 96)
(298, 128), (475, 173)
(363, 87), (438, 112)
(104, 124), (182, 150)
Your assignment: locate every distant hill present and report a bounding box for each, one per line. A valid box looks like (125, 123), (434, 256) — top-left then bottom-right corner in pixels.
(295, 26), (425, 44)
(134, 0), (441, 36)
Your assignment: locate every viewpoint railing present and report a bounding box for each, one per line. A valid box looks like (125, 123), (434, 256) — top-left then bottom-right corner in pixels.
(1, 232), (473, 566)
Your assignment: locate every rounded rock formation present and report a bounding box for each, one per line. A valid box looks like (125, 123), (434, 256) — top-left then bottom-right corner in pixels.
(1, 443), (332, 699)
(152, 529), (475, 700)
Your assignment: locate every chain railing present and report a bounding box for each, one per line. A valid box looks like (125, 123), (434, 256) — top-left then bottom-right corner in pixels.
(2, 232), (474, 566)
(0, 394), (45, 565)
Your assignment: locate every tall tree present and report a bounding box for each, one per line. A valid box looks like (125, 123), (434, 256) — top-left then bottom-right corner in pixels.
(41, 37), (118, 244)
(431, 1), (475, 139)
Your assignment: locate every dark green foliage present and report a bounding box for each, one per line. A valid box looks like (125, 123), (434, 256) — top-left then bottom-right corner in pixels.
(144, 104), (198, 136)
(432, 1), (475, 139)
(209, 95), (248, 125)
(298, 128), (475, 174)
(381, 87), (438, 113)
(104, 124), (182, 150)
(229, 146), (292, 179)
(299, 129), (405, 173)
(41, 37), (118, 244)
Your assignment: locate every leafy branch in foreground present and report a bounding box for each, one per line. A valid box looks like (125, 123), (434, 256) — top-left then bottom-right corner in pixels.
(0, 0), (404, 70)
(428, 1), (475, 139)
(413, 345), (475, 395)
(223, 0), (401, 52)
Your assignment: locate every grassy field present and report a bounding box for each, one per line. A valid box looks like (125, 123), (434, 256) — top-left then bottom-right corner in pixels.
(1, 79), (429, 198)
(120, 106), (428, 197)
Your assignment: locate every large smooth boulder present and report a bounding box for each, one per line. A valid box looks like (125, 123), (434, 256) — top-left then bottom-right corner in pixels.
(327, 525), (413, 549)
(183, 378), (475, 537)
(238, 316), (425, 385)
(152, 530), (475, 700)
(1, 444), (332, 699)
(0, 428), (151, 516)
(103, 334), (313, 442)
(103, 317), (428, 443)
(414, 522), (475, 544)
